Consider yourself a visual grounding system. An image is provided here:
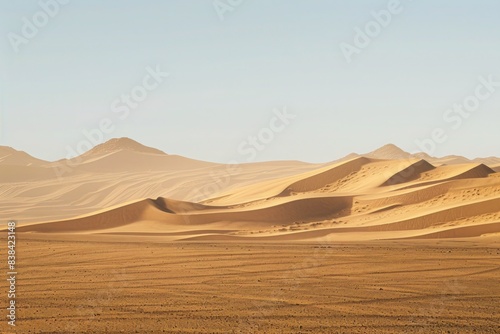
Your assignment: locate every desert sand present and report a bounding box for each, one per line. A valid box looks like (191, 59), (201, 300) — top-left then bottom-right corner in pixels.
(3, 238), (499, 333)
(1, 138), (499, 333)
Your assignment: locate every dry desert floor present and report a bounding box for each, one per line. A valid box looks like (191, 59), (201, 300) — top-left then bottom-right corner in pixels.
(2, 235), (499, 333)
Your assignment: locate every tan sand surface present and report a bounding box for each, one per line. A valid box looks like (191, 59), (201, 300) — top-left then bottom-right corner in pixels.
(2, 237), (498, 333)
(2, 139), (500, 333)
(8, 150), (498, 242)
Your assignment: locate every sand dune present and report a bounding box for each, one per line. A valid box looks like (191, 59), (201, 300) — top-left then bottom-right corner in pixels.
(406, 222), (500, 239)
(0, 146), (47, 166)
(354, 143), (496, 166)
(365, 143), (413, 160)
(282, 157), (372, 194)
(2, 139), (499, 241)
(0, 138), (316, 223)
(381, 159), (435, 186)
(64, 149), (215, 173)
(79, 137), (166, 158)
(0, 165), (59, 182)
(54, 137), (216, 173)
(475, 156), (500, 166)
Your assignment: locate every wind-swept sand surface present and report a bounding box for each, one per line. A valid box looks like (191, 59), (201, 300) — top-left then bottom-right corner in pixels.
(0, 138), (317, 224)
(8, 140), (499, 242)
(4, 237), (499, 333)
(1, 138), (499, 333)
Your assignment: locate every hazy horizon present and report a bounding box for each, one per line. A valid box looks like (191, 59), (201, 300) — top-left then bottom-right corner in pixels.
(3, 136), (499, 165)
(1, 0), (500, 163)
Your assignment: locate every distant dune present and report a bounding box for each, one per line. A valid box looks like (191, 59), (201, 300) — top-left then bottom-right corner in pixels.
(341, 143), (499, 166)
(2, 138), (499, 241)
(0, 146), (47, 166)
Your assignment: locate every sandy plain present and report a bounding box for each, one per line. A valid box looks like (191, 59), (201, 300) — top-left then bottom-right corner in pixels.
(1, 237), (498, 333)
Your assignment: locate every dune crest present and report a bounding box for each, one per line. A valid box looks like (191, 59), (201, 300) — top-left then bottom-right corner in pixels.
(0, 146), (47, 166)
(78, 137), (166, 159)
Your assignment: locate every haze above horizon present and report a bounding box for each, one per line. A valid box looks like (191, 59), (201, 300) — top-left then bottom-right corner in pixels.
(1, 0), (499, 163)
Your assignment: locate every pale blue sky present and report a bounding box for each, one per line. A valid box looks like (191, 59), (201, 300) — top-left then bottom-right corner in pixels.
(1, 0), (499, 163)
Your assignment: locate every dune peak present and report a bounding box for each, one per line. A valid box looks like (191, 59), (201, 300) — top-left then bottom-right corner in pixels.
(0, 145), (47, 166)
(366, 143), (411, 159)
(0, 146), (17, 156)
(81, 137), (166, 158)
